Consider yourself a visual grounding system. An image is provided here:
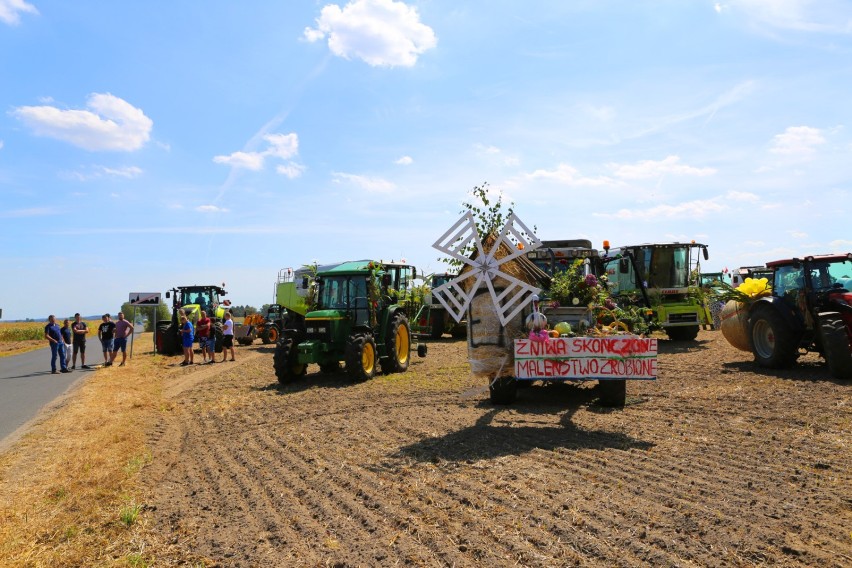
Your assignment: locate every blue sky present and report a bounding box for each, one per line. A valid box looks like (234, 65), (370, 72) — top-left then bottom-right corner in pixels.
(1, 0), (851, 320)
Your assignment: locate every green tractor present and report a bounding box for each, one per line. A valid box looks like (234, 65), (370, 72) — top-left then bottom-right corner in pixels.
(273, 261), (426, 384)
(154, 284), (228, 355)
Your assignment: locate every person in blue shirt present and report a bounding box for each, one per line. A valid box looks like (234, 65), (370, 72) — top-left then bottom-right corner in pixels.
(180, 314), (194, 366)
(44, 315), (70, 374)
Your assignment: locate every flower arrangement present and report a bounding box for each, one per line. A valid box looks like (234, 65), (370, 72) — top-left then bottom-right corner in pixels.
(547, 259), (611, 308)
(711, 277), (772, 305)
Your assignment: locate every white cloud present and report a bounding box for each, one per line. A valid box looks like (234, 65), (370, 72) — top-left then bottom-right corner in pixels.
(303, 0), (437, 67)
(595, 198), (728, 221)
(789, 230), (808, 239)
(0, 0), (38, 25)
(213, 132), (303, 176)
(395, 155), (413, 165)
(526, 163), (615, 187)
(276, 163), (305, 179)
(12, 93), (152, 152)
(474, 143), (520, 167)
(769, 126), (825, 156)
(725, 0), (852, 34)
(213, 150), (265, 170)
(609, 156), (717, 179)
(196, 205), (229, 213)
(0, 140), (3, 150)
(725, 190), (759, 202)
(263, 133), (299, 159)
(332, 172), (396, 193)
(63, 165), (144, 181)
(829, 238), (852, 249)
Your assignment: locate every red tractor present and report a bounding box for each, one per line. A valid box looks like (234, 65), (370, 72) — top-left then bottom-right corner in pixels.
(747, 253), (852, 379)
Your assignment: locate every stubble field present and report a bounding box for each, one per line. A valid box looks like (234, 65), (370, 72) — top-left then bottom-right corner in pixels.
(134, 330), (851, 566)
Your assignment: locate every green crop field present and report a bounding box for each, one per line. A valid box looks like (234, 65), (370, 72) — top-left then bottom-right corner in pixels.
(0, 320), (98, 343)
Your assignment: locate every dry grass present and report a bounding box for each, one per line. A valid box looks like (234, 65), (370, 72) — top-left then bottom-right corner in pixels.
(0, 333), (163, 567)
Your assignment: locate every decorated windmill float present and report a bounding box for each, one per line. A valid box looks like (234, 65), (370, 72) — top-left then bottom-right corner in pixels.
(432, 210), (658, 407)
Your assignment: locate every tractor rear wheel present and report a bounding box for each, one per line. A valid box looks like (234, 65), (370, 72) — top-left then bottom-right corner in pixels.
(430, 310), (445, 340)
(345, 333), (377, 382)
(598, 380), (627, 407)
(213, 326), (224, 353)
(273, 338), (307, 384)
(666, 325), (699, 341)
(489, 375), (517, 405)
(749, 305), (799, 369)
(819, 314), (852, 380)
(156, 324), (179, 356)
(382, 313), (411, 374)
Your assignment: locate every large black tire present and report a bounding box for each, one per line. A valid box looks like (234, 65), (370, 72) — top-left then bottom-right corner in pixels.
(382, 313), (411, 374)
(273, 338), (307, 384)
(345, 333), (377, 382)
(213, 325), (224, 353)
(819, 314), (852, 380)
(261, 324), (280, 345)
(598, 380), (627, 407)
(450, 324), (467, 340)
(749, 305), (799, 369)
(156, 324), (180, 356)
(489, 376), (517, 405)
(430, 310), (445, 340)
(237, 336), (254, 346)
(666, 325), (699, 341)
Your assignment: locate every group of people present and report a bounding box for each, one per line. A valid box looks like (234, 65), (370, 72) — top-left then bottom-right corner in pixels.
(43, 312), (134, 374)
(178, 310), (236, 366)
(45, 309), (238, 373)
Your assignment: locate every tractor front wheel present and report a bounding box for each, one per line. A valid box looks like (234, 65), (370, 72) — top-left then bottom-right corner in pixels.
(262, 325), (280, 345)
(666, 325), (699, 341)
(749, 305), (799, 369)
(273, 338), (307, 384)
(345, 333), (377, 382)
(382, 313), (411, 374)
(819, 314), (852, 380)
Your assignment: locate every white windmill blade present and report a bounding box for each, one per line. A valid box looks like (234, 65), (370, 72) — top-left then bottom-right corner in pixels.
(486, 212), (542, 267)
(483, 271), (541, 326)
(432, 270), (483, 323)
(432, 212), (485, 267)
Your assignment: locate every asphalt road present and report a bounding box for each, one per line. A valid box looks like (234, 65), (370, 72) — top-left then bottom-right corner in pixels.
(0, 326), (146, 449)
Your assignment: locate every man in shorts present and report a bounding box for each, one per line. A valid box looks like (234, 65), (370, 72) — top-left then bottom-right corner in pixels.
(71, 313), (90, 369)
(98, 314), (116, 367)
(110, 311), (134, 367)
(197, 310), (214, 364)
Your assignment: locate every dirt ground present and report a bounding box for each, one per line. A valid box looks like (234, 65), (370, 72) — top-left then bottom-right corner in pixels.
(138, 330), (851, 567)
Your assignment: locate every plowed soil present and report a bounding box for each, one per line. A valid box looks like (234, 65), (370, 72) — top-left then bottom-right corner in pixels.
(139, 330), (851, 567)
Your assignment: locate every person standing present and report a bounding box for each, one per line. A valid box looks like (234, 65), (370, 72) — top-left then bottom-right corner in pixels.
(71, 313), (90, 369)
(61, 319), (73, 369)
(110, 311), (134, 367)
(98, 314), (116, 367)
(222, 311), (236, 362)
(197, 310), (214, 364)
(44, 315), (70, 374)
(180, 314), (194, 366)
